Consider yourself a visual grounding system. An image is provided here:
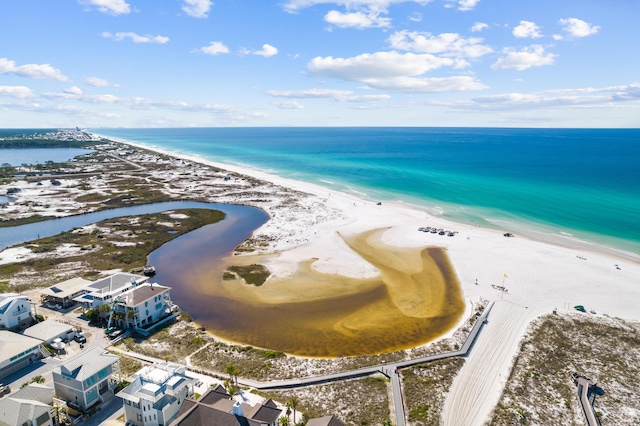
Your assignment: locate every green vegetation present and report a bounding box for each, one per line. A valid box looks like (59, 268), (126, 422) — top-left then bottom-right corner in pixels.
(226, 264), (271, 285)
(0, 209), (225, 290)
(263, 376), (390, 426)
(403, 357), (465, 425)
(490, 313), (640, 426)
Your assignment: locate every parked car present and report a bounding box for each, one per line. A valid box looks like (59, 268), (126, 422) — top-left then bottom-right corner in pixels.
(0, 384), (10, 396)
(74, 334), (87, 344)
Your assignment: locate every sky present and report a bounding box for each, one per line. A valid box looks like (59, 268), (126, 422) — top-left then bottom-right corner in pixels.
(1, 0), (639, 128)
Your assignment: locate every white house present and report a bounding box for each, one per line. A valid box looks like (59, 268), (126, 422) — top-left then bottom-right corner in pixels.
(112, 283), (176, 332)
(117, 363), (196, 426)
(0, 330), (44, 380)
(0, 293), (32, 330)
(52, 347), (121, 411)
(73, 273), (148, 309)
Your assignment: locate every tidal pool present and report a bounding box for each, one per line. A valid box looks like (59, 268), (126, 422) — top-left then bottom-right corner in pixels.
(151, 225), (465, 357)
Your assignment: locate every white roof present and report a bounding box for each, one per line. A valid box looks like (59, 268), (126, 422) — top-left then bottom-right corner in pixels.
(40, 277), (91, 299)
(85, 273), (147, 297)
(0, 330), (42, 362)
(0, 293), (27, 312)
(22, 319), (73, 342)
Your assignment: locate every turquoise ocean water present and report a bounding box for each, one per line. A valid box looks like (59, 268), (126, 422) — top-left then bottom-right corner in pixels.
(93, 128), (640, 258)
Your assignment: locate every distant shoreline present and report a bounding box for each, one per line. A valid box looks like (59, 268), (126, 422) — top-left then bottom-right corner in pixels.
(91, 131), (640, 263)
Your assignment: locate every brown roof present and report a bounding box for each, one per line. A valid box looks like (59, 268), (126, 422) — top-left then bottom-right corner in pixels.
(307, 416), (347, 426)
(124, 284), (170, 307)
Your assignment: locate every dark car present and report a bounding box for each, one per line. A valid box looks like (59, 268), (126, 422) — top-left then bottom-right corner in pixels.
(74, 334), (87, 344)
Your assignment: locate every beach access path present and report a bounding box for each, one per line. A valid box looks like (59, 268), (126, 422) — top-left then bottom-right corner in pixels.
(109, 302), (494, 424)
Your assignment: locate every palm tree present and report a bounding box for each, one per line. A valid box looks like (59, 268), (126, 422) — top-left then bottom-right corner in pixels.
(32, 375), (45, 384)
(289, 397), (299, 424)
(224, 365), (239, 386)
(279, 416), (290, 426)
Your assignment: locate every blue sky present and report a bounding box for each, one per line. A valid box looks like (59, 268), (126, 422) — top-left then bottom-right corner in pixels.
(1, 0), (639, 128)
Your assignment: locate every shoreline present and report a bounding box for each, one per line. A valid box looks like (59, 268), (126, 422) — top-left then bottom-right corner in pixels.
(3, 133), (640, 424)
(90, 134), (640, 424)
(90, 132), (640, 264)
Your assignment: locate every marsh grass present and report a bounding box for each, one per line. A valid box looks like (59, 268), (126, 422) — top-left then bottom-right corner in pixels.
(226, 264), (270, 286)
(0, 209), (224, 289)
(402, 357), (465, 425)
(262, 376), (391, 426)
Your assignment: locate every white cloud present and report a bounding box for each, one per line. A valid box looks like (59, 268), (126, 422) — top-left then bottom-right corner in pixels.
(102, 32), (170, 44)
(558, 18), (600, 38)
(491, 45), (556, 71)
(471, 22), (488, 32)
(197, 41), (230, 55)
(445, 0), (480, 11)
(86, 76), (119, 87)
(0, 58), (69, 81)
(388, 30), (492, 59)
(283, 1), (432, 13)
(182, 0), (213, 18)
(0, 86), (35, 99)
(308, 51), (486, 93)
(513, 20), (542, 38)
(253, 44), (279, 57)
(64, 86), (83, 95)
(309, 51), (454, 81)
(80, 0), (131, 15)
(324, 9), (391, 29)
(272, 101), (305, 109)
(266, 88), (391, 101)
(367, 76), (486, 92)
(446, 83), (640, 111)
(409, 12), (422, 22)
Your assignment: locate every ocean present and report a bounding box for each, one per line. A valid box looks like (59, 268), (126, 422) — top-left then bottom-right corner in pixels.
(92, 127), (640, 258)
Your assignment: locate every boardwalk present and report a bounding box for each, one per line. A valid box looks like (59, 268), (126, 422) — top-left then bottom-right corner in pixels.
(111, 302), (494, 425)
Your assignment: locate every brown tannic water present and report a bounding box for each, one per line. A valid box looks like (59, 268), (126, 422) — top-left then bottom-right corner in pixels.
(150, 211), (465, 357)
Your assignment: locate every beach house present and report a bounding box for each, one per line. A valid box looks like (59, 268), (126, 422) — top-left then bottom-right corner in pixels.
(0, 330), (45, 380)
(52, 347), (121, 411)
(111, 283), (177, 333)
(39, 277), (91, 309)
(0, 293), (33, 330)
(171, 384), (282, 426)
(0, 384), (55, 426)
(116, 362), (196, 426)
(73, 273), (148, 310)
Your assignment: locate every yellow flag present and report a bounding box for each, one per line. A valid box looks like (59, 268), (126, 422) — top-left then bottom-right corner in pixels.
(503, 273), (509, 278)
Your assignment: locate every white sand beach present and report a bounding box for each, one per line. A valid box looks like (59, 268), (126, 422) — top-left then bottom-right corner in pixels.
(2, 139), (639, 425)
(137, 144), (640, 425)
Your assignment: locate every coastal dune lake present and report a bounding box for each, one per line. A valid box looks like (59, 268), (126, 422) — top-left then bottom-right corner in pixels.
(151, 224), (464, 357)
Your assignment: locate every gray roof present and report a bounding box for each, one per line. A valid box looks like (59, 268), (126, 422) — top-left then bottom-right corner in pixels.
(86, 273), (147, 295)
(0, 384), (53, 426)
(0, 330), (42, 362)
(22, 319), (73, 342)
(173, 387), (282, 426)
(56, 347), (119, 381)
(40, 277), (91, 299)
